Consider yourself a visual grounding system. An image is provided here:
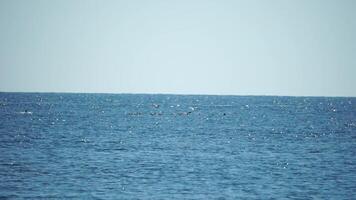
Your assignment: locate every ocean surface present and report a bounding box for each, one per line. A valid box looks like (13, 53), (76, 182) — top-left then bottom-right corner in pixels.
(0, 93), (355, 199)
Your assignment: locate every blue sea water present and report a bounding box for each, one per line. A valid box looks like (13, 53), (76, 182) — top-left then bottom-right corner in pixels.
(0, 92), (355, 199)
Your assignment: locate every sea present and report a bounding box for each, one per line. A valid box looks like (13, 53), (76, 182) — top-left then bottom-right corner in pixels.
(0, 92), (355, 199)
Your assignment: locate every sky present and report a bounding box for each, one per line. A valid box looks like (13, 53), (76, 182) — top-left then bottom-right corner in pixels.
(0, 0), (355, 96)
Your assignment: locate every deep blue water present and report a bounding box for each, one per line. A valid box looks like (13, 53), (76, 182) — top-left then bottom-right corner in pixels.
(0, 93), (355, 199)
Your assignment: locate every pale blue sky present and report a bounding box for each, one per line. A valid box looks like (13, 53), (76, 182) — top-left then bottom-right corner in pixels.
(0, 0), (355, 96)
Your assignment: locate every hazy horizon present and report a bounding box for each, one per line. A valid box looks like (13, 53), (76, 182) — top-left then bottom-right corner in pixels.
(1, 0), (356, 97)
(2, 90), (356, 98)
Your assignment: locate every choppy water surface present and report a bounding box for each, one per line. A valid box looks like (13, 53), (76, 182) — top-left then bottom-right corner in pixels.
(0, 93), (355, 199)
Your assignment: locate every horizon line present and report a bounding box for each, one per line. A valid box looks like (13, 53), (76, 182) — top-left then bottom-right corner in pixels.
(0, 90), (355, 98)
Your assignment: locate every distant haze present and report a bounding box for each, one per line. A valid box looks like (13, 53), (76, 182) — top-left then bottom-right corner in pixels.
(1, 0), (355, 96)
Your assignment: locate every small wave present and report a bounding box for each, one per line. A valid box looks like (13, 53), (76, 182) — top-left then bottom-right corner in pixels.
(19, 111), (33, 115)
